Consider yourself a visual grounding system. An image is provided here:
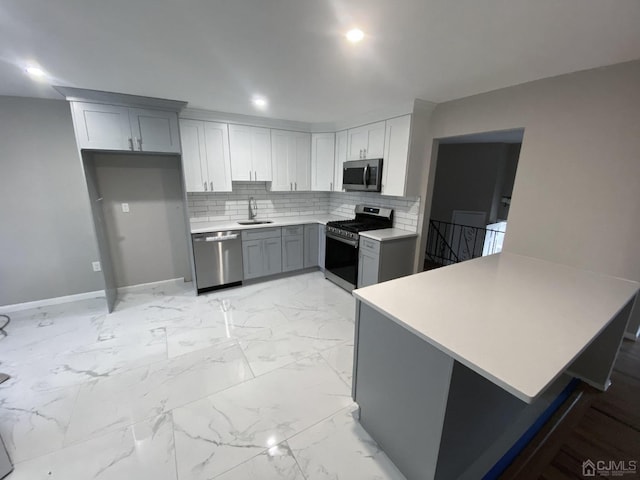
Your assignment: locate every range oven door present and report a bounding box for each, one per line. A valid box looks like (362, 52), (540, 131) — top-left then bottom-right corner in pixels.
(324, 233), (359, 291)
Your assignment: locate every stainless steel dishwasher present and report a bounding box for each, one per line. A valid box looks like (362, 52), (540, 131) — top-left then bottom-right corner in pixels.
(192, 231), (243, 292)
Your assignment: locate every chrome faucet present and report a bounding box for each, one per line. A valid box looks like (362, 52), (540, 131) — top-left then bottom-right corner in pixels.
(248, 197), (258, 220)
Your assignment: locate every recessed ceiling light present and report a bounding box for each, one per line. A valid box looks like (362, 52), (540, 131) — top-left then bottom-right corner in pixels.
(25, 66), (46, 78)
(346, 28), (364, 43)
(252, 96), (268, 109)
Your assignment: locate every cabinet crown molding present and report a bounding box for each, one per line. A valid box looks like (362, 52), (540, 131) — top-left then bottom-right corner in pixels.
(53, 86), (187, 112)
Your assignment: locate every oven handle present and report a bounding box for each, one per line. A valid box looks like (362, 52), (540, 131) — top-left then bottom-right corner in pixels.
(326, 232), (359, 248)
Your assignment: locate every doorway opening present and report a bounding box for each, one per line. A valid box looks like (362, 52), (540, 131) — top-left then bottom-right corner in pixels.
(424, 128), (523, 270)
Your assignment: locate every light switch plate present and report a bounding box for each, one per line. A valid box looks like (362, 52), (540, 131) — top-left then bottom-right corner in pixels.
(92, 261), (102, 272)
(121, 203), (130, 213)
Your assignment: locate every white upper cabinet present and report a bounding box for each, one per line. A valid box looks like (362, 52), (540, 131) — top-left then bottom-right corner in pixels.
(204, 122), (233, 192)
(311, 133), (335, 191)
(270, 130), (311, 191)
(129, 108), (181, 153)
(295, 133), (311, 191)
(228, 125), (252, 181)
(334, 130), (347, 192)
(229, 125), (272, 182)
(71, 103), (133, 151)
(180, 119), (207, 192)
(347, 121), (386, 160)
(382, 115), (412, 197)
(71, 102), (180, 153)
(180, 120), (232, 193)
(252, 127), (273, 182)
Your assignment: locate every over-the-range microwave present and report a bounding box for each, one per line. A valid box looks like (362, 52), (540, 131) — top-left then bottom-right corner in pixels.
(342, 158), (383, 192)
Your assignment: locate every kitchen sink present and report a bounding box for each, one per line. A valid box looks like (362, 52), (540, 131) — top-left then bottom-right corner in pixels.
(237, 220), (274, 225)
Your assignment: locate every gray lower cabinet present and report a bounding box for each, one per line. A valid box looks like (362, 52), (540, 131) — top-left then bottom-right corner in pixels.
(241, 224), (326, 280)
(263, 238), (283, 276)
(282, 225), (304, 272)
(242, 228), (283, 279)
(357, 235), (416, 288)
(358, 250), (380, 288)
(318, 225), (326, 270)
(242, 239), (264, 279)
(304, 224), (320, 268)
(282, 235), (304, 272)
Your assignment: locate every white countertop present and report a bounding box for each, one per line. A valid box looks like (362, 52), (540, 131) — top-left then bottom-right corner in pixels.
(190, 214), (349, 234)
(353, 252), (639, 403)
(359, 228), (418, 241)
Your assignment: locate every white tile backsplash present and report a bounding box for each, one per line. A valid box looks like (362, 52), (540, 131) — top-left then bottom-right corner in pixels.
(187, 182), (420, 231)
(329, 192), (420, 232)
(188, 182), (330, 222)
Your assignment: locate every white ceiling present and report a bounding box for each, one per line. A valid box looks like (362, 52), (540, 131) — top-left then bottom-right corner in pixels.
(1, 0), (639, 123)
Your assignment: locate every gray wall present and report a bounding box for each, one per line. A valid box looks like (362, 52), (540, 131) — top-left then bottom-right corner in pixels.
(417, 60), (640, 336)
(93, 154), (189, 288)
(497, 144), (521, 220)
(430, 143), (518, 224)
(0, 97), (103, 305)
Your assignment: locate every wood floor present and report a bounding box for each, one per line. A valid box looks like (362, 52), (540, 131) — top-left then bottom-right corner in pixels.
(500, 337), (640, 479)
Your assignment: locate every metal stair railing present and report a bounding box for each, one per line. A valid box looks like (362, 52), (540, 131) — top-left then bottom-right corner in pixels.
(425, 219), (506, 268)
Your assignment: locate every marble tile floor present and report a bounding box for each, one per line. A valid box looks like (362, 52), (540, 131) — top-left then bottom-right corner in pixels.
(0, 272), (406, 480)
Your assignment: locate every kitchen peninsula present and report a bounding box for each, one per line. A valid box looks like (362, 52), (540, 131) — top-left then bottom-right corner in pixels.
(352, 252), (638, 480)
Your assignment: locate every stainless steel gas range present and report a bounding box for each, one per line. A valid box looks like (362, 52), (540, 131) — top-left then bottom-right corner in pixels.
(324, 205), (393, 291)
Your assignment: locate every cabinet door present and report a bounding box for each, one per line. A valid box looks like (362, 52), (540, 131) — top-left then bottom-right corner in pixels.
(263, 238), (283, 276)
(203, 121), (232, 192)
(318, 225), (326, 269)
(365, 121), (386, 159)
(129, 108), (180, 153)
(229, 124), (253, 181)
(334, 130), (347, 191)
(347, 126), (368, 160)
(242, 240), (264, 279)
(179, 119), (207, 192)
(382, 115), (411, 197)
(252, 127), (272, 182)
(72, 102), (132, 151)
(304, 224), (319, 268)
(270, 130), (295, 191)
(358, 251), (380, 288)
(282, 235), (304, 272)
(294, 132), (311, 191)
(311, 133), (335, 191)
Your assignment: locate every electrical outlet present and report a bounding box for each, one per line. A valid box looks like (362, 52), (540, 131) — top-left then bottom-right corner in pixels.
(121, 203), (130, 213)
(92, 261), (102, 272)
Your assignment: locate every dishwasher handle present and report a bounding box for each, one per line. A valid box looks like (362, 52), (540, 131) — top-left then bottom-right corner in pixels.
(194, 233), (239, 242)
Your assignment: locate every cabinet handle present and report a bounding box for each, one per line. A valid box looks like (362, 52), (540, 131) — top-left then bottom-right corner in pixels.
(128, 138), (134, 151)
(255, 171), (258, 181)
(330, 182), (333, 191)
(290, 182), (293, 191)
(137, 137), (142, 151)
(204, 182), (208, 191)
(249, 170), (252, 181)
(210, 181), (213, 191)
(363, 148), (367, 158)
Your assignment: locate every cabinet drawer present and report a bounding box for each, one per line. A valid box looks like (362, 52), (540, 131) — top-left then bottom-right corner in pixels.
(282, 225), (304, 237)
(359, 237), (381, 254)
(241, 227), (282, 241)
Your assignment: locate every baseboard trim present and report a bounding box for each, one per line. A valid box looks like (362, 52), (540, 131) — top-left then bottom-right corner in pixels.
(0, 290), (106, 314)
(116, 277), (190, 294)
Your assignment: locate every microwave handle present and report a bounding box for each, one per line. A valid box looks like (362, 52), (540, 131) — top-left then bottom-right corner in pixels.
(363, 164), (369, 187)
